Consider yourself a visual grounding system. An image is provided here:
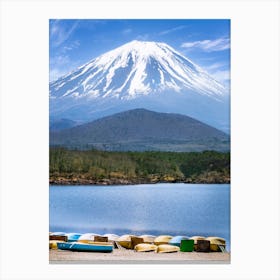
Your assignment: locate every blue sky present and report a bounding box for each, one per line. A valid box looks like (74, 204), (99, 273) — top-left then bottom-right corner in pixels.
(49, 19), (230, 87)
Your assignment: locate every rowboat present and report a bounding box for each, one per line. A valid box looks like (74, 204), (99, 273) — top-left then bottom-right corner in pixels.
(117, 235), (138, 249)
(205, 237), (226, 252)
(139, 235), (156, 244)
(168, 236), (189, 247)
(57, 242), (114, 252)
(189, 236), (205, 251)
(78, 233), (99, 243)
(65, 233), (82, 242)
(103, 234), (120, 242)
(49, 240), (66, 250)
(157, 244), (180, 253)
(153, 235), (173, 245)
(102, 234), (119, 248)
(49, 232), (68, 242)
(134, 243), (158, 252)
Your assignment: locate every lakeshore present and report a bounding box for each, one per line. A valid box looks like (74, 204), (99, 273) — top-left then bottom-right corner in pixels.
(49, 176), (230, 185)
(50, 249), (230, 264)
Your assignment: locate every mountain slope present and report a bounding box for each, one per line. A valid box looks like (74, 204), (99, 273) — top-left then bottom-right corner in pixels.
(50, 40), (230, 132)
(50, 118), (79, 131)
(50, 109), (230, 152)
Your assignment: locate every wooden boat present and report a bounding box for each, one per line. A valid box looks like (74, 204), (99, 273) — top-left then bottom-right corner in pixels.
(139, 235), (156, 244)
(49, 240), (65, 250)
(157, 244), (180, 253)
(57, 242), (113, 252)
(154, 235), (173, 245)
(49, 232), (68, 242)
(134, 243), (158, 252)
(189, 236), (205, 251)
(117, 235), (138, 249)
(168, 236), (189, 247)
(196, 240), (210, 252)
(65, 233), (82, 242)
(205, 237), (226, 252)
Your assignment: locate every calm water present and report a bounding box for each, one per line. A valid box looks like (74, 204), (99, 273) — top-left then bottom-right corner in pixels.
(49, 183), (230, 250)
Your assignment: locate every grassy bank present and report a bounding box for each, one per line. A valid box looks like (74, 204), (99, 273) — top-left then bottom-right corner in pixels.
(49, 148), (230, 185)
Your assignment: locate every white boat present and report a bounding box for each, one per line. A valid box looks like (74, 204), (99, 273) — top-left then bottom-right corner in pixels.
(157, 244), (180, 253)
(154, 235), (173, 245)
(134, 243), (158, 252)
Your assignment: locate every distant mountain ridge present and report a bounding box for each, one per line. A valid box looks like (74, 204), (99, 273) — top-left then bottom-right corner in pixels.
(50, 109), (229, 152)
(50, 118), (79, 131)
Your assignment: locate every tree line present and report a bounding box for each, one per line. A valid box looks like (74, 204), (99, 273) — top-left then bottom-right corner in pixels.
(50, 147), (230, 184)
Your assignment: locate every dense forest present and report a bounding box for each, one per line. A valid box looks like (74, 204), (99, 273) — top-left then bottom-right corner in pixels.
(50, 148), (230, 185)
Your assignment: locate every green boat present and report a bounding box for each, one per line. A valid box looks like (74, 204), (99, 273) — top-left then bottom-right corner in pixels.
(57, 242), (113, 253)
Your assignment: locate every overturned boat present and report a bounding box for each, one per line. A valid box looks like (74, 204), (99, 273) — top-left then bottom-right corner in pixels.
(205, 237), (226, 252)
(57, 242), (113, 253)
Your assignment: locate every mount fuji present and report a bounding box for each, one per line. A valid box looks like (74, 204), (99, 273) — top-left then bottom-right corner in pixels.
(50, 40), (230, 132)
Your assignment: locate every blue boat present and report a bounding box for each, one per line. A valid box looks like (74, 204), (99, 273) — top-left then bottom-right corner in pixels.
(57, 242), (114, 253)
(65, 233), (82, 242)
(168, 236), (189, 247)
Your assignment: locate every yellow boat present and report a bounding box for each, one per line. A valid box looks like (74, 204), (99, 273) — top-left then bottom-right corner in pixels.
(205, 237), (226, 252)
(134, 243), (158, 252)
(139, 235), (156, 244)
(154, 235), (173, 245)
(157, 244), (180, 253)
(189, 236), (205, 251)
(49, 240), (65, 250)
(117, 235), (138, 249)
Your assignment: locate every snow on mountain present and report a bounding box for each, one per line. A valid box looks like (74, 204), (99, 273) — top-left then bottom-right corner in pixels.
(49, 40), (230, 132)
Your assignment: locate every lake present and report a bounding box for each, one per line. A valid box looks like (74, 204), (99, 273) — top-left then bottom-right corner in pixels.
(49, 183), (230, 250)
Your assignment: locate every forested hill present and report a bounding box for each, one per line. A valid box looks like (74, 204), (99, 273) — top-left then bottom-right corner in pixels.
(50, 109), (229, 152)
(50, 148), (230, 185)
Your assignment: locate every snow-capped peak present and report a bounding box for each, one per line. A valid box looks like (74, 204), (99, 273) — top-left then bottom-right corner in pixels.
(50, 40), (227, 100)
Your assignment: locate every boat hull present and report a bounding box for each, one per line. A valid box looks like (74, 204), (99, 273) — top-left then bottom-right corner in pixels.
(189, 236), (205, 251)
(157, 244), (180, 253)
(57, 242), (113, 252)
(49, 240), (66, 250)
(134, 243), (158, 252)
(205, 237), (226, 252)
(154, 235), (173, 245)
(169, 236), (189, 247)
(117, 235), (138, 249)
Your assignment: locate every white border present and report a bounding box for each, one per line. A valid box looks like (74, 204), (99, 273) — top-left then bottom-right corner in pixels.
(0, 0), (279, 279)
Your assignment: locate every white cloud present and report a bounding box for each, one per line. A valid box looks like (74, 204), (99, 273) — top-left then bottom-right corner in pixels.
(50, 20), (79, 47)
(210, 70), (230, 83)
(49, 68), (67, 82)
(62, 40), (80, 53)
(159, 25), (187, 36)
(135, 34), (150, 41)
(202, 63), (230, 86)
(205, 62), (225, 70)
(50, 55), (70, 66)
(122, 28), (132, 35)
(49, 55), (72, 81)
(181, 38), (230, 52)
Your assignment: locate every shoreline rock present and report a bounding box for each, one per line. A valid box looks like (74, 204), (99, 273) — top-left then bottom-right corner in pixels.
(49, 177), (230, 186)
